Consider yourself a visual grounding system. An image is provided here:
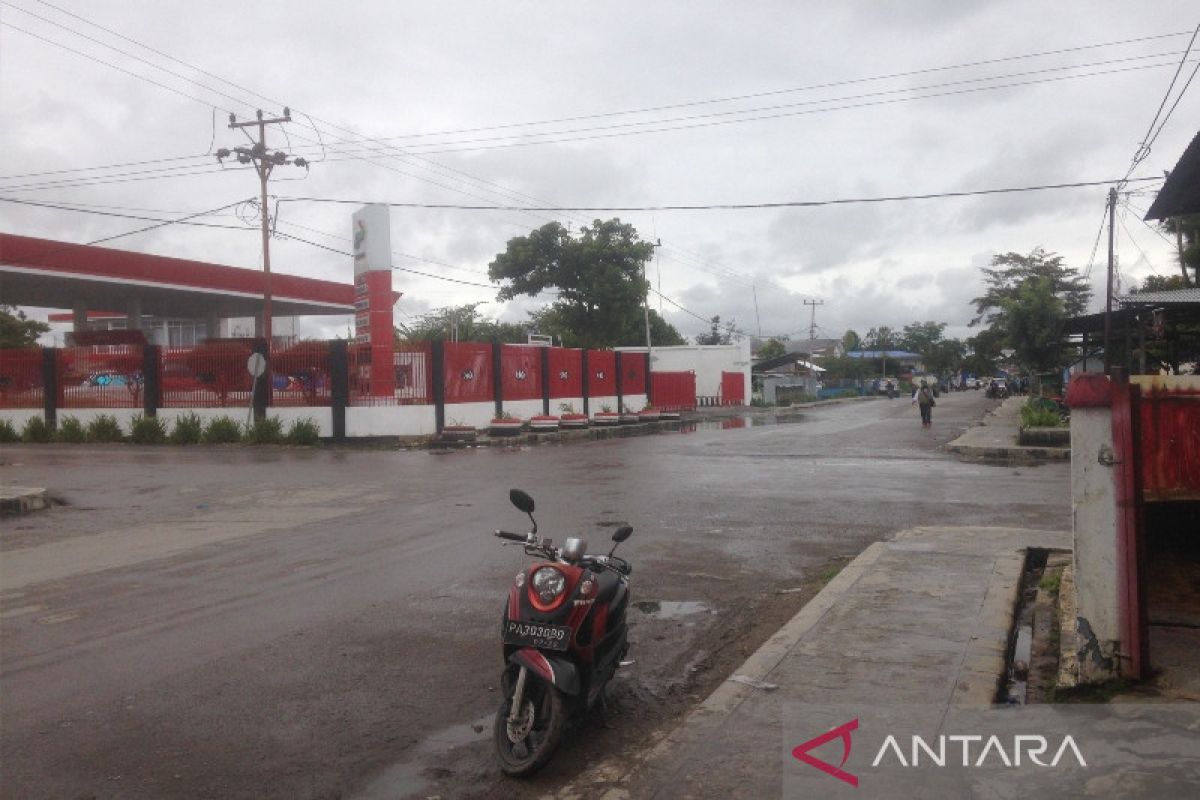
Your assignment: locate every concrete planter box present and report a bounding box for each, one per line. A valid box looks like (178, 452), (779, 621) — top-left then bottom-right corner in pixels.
(637, 410), (661, 422)
(658, 410), (681, 421)
(592, 412), (620, 426)
(619, 413), (640, 425)
(440, 425), (477, 442)
(529, 415), (560, 432)
(489, 419), (524, 436)
(1019, 426), (1070, 447)
(560, 413), (589, 429)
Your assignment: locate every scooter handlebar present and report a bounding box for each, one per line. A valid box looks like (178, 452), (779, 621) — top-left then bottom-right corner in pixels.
(494, 530), (527, 542)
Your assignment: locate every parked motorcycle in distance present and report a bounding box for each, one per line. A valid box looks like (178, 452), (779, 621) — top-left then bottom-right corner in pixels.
(492, 489), (634, 776)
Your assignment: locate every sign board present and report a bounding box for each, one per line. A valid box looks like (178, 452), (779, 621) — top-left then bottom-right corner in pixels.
(352, 204), (392, 275)
(246, 352), (267, 378)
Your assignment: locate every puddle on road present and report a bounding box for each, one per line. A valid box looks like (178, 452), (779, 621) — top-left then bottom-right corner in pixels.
(353, 713), (492, 799)
(680, 414), (805, 433)
(632, 600), (713, 619)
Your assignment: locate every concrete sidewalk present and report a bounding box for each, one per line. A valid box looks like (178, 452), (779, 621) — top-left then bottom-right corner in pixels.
(557, 525), (1071, 799)
(944, 394), (1069, 463)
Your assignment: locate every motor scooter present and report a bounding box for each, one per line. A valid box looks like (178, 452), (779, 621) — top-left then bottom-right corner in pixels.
(492, 489), (634, 776)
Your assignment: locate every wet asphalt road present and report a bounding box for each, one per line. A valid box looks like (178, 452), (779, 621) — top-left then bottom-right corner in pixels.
(0, 391), (1070, 799)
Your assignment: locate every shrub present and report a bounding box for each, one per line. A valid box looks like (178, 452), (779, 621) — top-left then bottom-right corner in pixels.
(0, 419), (18, 443)
(1020, 401), (1063, 429)
(202, 416), (243, 444)
(244, 416), (284, 445)
(86, 414), (125, 443)
(55, 416), (87, 443)
(21, 416), (54, 443)
(129, 414), (168, 444)
(169, 412), (203, 445)
(286, 417), (321, 446)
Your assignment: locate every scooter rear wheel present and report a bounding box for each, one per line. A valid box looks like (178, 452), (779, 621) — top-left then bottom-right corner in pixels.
(494, 675), (567, 777)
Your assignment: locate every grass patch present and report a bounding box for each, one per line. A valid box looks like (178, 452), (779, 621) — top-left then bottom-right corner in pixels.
(55, 416), (87, 443)
(169, 412), (203, 445)
(86, 414), (125, 443)
(202, 416), (243, 444)
(129, 414), (168, 444)
(244, 416), (284, 445)
(817, 563), (845, 585)
(286, 417), (321, 446)
(21, 416), (54, 443)
(1039, 570), (1062, 595)
(1021, 400), (1064, 429)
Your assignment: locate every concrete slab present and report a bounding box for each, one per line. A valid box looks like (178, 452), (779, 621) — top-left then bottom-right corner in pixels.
(944, 395), (1069, 463)
(0, 486), (47, 515)
(554, 524), (1072, 799)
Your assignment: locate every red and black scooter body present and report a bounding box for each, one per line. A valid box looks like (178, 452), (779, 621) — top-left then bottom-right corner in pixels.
(501, 559), (630, 712)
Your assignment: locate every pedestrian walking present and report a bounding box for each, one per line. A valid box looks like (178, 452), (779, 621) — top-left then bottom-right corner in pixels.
(914, 380), (935, 427)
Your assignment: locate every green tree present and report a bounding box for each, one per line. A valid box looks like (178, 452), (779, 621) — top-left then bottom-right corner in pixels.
(971, 248), (1091, 327)
(970, 248), (1091, 374)
(898, 321), (947, 356)
(0, 305), (49, 348)
(963, 327), (1003, 377)
(862, 326), (897, 350)
(1161, 213), (1199, 287)
(488, 219), (683, 348)
(696, 315), (736, 345)
(1000, 277), (1065, 372)
(1131, 275), (1200, 373)
(756, 337), (787, 360)
(396, 302), (529, 343)
(528, 304), (684, 348)
(841, 329), (861, 352)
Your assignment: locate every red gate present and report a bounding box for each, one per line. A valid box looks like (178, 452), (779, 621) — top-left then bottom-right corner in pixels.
(720, 371), (745, 405)
(651, 371), (696, 411)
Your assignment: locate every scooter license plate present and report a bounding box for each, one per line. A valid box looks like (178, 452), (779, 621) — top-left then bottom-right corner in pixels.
(502, 620), (572, 651)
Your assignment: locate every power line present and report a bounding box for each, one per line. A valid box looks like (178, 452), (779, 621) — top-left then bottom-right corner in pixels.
(0, 195), (254, 231)
(278, 175), (1162, 213)
(1122, 21), (1200, 182)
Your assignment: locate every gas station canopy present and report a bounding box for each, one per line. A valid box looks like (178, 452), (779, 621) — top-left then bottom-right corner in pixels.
(0, 232), (364, 317)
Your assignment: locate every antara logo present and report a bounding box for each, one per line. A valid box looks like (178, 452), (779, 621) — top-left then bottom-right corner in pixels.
(792, 719), (1087, 788)
(461, 369), (475, 380)
(514, 369), (527, 380)
(559, 370), (570, 380)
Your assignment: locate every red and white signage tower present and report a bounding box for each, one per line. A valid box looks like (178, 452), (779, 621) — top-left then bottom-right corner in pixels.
(352, 204), (397, 397)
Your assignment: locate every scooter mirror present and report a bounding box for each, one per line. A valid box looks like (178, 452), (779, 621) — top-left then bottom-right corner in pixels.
(612, 525), (633, 543)
(509, 489), (535, 514)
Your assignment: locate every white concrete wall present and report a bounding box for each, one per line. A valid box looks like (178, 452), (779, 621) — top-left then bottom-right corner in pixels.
(0, 409), (46, 431)
(550, 396), (585, 415)
(441, 401), (496, 430)
(621, 393), (648, 413)
(1070, 405), (1120, 682)
(347, 405), (437, 437)
(502, 399), (545, 420)
(620, 341), (752, 400)
(589, 394), (619, 413)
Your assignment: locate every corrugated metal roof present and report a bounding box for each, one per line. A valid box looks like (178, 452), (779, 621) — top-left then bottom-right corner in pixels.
(1145, 128), (1200, 220)
(1116, 288), (1200, 305)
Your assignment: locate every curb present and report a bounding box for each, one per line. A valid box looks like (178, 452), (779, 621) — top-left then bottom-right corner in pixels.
(942, 442), (1070, 465)
(0, 486), (49, 515)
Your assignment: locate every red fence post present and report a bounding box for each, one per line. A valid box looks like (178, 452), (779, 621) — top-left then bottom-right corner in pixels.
(1110, 368), (1147, 679)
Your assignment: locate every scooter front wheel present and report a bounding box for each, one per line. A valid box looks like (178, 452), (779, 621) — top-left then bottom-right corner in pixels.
(494, 673), (567, 777)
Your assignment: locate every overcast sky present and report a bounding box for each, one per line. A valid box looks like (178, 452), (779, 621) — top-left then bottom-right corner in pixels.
(2, 0), (1198, 345)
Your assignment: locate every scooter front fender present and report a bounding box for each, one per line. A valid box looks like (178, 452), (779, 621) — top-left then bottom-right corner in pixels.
(508, 647), (580, 696)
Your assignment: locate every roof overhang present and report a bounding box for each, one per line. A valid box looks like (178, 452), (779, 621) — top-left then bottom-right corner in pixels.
(1144, 130), (1200, 220)
(0, 232), (377, 317)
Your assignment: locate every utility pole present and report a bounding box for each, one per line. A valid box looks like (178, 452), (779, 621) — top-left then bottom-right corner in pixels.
(1103, 187), (1116, 375)
(644, 240), (659, 362)
(803, 298), (824, 342)
(216, 109), (308, 346)
(752, 285), (762, 338)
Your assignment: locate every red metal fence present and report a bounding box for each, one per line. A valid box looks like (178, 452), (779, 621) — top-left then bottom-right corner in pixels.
(548, 348), (583, 399)
(161, 342), (253, 408)
(720, 371), (746, 405)
(622, 353), (646, 395)
(394, 342), (432, 404)
(443, 341), (493, 404)
(587, 349), (616, 396)
(60, 345), (143, 408)
(273, 341), (330, 407)
(1136, 378), (1200, 502)
(501, 344), (541, 401)
(652, 371), (697, 411)
(0, 348), (43, 409)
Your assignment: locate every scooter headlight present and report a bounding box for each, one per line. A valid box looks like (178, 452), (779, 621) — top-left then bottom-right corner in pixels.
(531, 566), (566, 604)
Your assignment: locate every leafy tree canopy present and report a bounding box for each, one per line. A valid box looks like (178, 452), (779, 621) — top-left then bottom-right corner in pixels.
(0, 305), (49, 348)
(488, 218), (684, 349)
(841, 329), (861, 352)
(395, 303), (529, 343)
(1000, 277), (1066, 372)
(898, 321), (947, 355)
(756, 337), (787, 360)
(971, 248), (1091, 327)
(862, 326), (897, 350)
(695, 315), (738, 346)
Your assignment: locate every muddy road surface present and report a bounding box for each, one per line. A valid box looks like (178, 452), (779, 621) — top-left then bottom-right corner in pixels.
(0, 391), (1069, 799)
